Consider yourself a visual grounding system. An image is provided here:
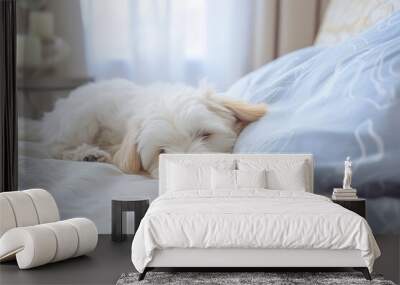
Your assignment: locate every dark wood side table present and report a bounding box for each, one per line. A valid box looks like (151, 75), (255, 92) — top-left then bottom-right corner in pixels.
(112, 198), (149, 242)
(332, 198), (366, 218)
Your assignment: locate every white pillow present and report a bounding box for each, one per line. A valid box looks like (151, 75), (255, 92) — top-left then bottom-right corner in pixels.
(211, 169), (267, 190)
(237, 159), (308, 191)
(165, 159), (236, 192)
(236, 169), (267, 189)
(167, 163), (211, 191)
(211, 169), (236, 190)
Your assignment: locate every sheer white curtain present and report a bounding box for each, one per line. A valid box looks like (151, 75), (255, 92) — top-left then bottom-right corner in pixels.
(80, 0), (323, 89)
(80, 0), (258, 89)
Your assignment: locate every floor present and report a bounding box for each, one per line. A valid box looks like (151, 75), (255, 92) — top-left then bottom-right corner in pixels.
(1, 235), (399, 285)
(374, 235), (400, 284)
(0, 235), (133, 285)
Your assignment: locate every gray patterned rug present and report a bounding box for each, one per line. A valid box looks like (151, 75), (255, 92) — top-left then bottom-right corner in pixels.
(116, 272), (396, 285)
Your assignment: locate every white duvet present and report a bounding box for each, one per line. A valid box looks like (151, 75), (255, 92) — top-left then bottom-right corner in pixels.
(18, 142), (159, 233)
(131, 190), (380, 273)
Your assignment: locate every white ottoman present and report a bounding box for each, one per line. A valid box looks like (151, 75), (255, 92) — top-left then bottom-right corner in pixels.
(0, 189), (98, 269)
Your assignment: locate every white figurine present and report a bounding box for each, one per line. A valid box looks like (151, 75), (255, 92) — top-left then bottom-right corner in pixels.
(343, 156), (352, 189)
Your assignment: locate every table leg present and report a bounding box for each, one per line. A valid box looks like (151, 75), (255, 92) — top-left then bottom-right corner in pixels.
(112, 201), (124, 242)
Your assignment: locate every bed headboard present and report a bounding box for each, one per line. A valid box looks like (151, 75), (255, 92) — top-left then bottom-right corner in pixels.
(159, 153), (314, 195)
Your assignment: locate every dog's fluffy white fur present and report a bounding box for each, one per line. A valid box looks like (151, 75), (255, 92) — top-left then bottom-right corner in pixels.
(35, 79), (266, 177)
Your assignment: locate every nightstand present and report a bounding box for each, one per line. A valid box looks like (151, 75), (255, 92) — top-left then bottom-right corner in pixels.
(111, 198), (150, 242)
(332, 198), (366, 218)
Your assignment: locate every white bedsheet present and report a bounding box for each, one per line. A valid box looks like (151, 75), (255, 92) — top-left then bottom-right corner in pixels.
(131, 190), (380, 272)
(18, 153), (158, 233)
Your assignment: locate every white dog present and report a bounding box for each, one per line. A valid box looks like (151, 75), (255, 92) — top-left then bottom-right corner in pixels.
(31, 79), (266, 177)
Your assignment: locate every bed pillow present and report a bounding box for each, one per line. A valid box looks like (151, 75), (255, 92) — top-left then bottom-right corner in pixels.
(211, 168), (267, 190)
(236, 169), (267, 189)
(211, 168), (236, 190)
(167, 163), (211, 191)
(237, 160), (307, 191)
(166, 159), (236, 192)
(228, 11), (400, 203)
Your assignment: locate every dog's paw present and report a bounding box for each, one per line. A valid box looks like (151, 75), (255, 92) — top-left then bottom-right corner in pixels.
(83, 154), (97, 161)
(62, 144), (111, 163)
(82, 150), (111, 163)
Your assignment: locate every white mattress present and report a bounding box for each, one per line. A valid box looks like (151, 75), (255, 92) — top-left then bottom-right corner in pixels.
(18, 142), (159, 234)
(131, 190), (380, 272)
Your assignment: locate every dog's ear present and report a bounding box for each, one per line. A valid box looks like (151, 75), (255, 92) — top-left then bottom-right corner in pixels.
(202, 91), (267, 130)
(221, 97), (267, 123)
(113, 122), (142, 174)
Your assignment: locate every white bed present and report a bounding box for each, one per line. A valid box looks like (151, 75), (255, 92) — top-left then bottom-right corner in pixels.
(131, 154), (380, 280)
(18, 142), (159, 233)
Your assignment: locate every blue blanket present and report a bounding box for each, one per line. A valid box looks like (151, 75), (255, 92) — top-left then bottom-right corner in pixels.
(229, 12), (400, 233)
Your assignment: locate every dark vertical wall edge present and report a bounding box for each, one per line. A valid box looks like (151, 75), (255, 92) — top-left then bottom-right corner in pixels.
(0, 0), (17, 192)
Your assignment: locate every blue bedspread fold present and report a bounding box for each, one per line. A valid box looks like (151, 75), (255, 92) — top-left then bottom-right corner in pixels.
(228, 11), (400, 233)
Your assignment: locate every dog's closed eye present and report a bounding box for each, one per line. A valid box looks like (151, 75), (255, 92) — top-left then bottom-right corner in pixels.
(199, 132), (212, 140)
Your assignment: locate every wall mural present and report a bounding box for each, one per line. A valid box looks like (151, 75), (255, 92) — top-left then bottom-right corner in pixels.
(17, 0), (400, 234)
